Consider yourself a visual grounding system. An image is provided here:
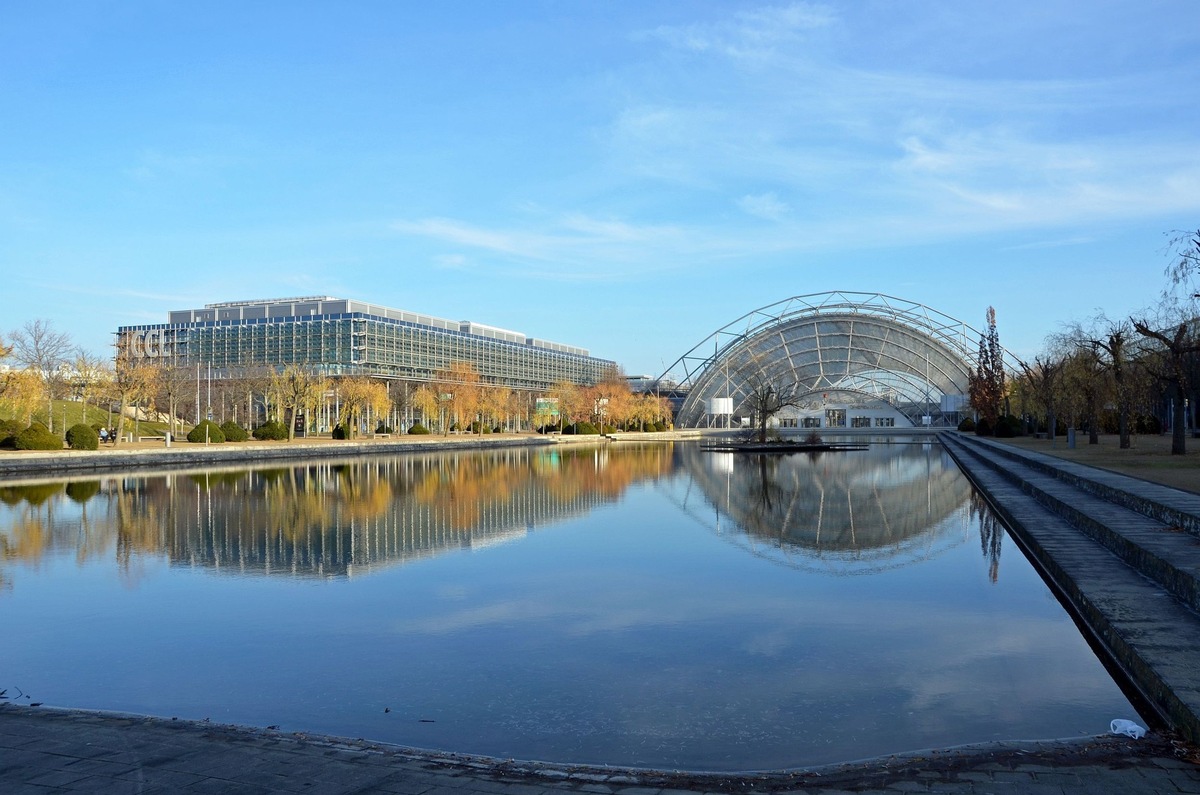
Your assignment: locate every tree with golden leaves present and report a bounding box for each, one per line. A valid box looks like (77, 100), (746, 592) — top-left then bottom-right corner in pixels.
(410, 384), (439, 431)
(591, 366), (632, 431)
(272, 365), (330, 440)
(336, 377), (390, 438)
(550, 380), (586, 430)
(435, 361), (482, 433)
(480, 385), (513, 432)
(0, 369), (45, 425)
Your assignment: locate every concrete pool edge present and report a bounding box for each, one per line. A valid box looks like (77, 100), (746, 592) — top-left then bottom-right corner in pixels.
(3, 703), (1197, 793)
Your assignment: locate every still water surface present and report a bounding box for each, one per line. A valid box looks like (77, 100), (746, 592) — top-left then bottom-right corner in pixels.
(0, 441), (1137, 770)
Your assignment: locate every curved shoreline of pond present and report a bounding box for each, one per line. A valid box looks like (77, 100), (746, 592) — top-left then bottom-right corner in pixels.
(2, 703), (1194, 793)
(0, 433), (612, 482)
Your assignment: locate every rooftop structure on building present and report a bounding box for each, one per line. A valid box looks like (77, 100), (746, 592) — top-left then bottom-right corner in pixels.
(117, 296), (615, 390)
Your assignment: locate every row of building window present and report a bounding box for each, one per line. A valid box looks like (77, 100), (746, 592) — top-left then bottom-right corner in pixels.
(778, 416), (897, 428)
(119, 316), (613, 391)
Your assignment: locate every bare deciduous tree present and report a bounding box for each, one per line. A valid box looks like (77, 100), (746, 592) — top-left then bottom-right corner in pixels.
(109, 334), (161, 447)
(735, 353), (803, 443)
(8, 320), (74, 433)
(1132, 314), (1200, 455)
(1018, 355), (1066, 440)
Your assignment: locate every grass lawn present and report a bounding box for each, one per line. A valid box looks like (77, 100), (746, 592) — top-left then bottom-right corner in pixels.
(2, 400), (173, 437)
(995, 432), (1200, 495)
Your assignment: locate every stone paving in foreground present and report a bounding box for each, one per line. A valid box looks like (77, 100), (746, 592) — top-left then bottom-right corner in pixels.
(2, 705), (1200, 794)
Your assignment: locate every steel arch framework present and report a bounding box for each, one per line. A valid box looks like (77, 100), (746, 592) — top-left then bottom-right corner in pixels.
(665, 292), (981, 428)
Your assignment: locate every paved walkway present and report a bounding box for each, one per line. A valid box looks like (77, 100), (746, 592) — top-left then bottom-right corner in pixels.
(3, 705), (1199, 794)
(941, 432), (1200, 744)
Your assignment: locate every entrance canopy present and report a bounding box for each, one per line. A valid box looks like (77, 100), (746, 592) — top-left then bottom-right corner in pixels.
(665, 292), (979, 428)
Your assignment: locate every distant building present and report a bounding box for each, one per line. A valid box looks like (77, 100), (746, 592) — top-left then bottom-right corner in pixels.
(116, 296), (615, 391)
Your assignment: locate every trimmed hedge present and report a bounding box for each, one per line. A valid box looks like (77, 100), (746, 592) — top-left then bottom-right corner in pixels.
(66, 423), (99, 450)
(15, 423), (63, 451)
(994, 415), (1023, 438)
(957, 417), (976, 432)
(187, 420), (226, 444)
(220, 421), (249, 442)
(564, 421), (599, 435)
(0, 419), (22, 449)
(408, 423), (431, 435)
(252, 420), (289, 441)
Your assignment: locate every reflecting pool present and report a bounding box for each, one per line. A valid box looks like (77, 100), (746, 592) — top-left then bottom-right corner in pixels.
(0, 441), (1137, 771)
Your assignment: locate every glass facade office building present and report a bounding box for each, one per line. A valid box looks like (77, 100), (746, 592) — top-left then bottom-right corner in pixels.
(117, 297), (615, 390)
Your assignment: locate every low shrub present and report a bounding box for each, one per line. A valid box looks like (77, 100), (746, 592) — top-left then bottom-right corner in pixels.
(493, 425), (503, 434)
(220, 421), (249, 442)
(0, 419), (22, 449)
(408, 423), (431, 435)
(332, 423), (348, 440)
(187, 420), (226, 444)
(974, 417), (993, 437)
(15, 423), (64, 451)
(994, 415), (1023, 438)
(253, 420), (289, 440)
(957, 417), (976, 432)
(375, 423), (394, 434)
(652, 421), (667, 432)
(66, 423), (99, 450)
(1134, 414), (1162, 435)
(571, 421), (599, 435)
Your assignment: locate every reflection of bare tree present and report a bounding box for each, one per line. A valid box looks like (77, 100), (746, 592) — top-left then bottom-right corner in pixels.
(114, 484), (169, 588)
(747, 456), (787, 544)
(970, 492), (1003, 584)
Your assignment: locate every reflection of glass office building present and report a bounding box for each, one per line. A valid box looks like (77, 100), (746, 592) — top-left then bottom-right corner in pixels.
(116, 296), (614, 389)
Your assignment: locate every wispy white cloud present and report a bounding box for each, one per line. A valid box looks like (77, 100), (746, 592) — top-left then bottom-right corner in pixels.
(391, 213), (706, 281)
(1001, 236), (1094, 252)
(607, 5), (1200, 252)
(435, 253), (469, 270)
(126, 148), (240, 184)
(639, 2), (835, 64)
(738, 191), (789, 220)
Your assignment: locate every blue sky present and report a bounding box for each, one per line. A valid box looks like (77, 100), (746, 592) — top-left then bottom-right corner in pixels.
(3, 1), (1199, 376)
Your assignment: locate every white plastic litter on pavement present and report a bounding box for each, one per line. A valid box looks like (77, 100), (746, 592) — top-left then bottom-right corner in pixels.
(1110, 719), (1146, 738)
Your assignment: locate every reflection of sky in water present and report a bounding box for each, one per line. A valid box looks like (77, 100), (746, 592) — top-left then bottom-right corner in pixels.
(0, 444), (1138, 771)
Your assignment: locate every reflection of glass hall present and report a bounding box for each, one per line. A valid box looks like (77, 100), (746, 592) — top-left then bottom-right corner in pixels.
(667, 292), (979, 429)
(675, 442), (974, 574)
